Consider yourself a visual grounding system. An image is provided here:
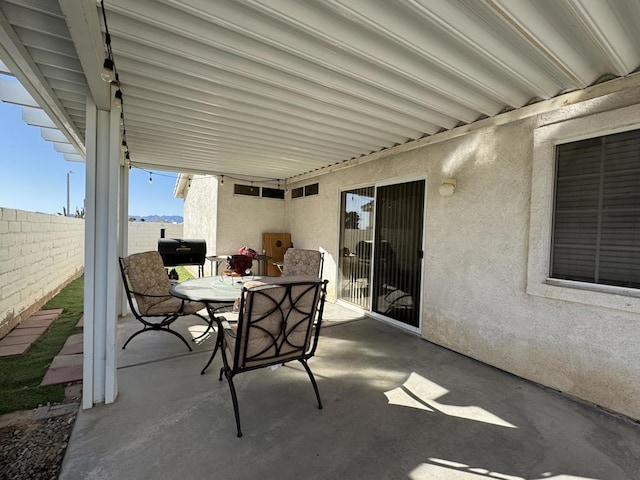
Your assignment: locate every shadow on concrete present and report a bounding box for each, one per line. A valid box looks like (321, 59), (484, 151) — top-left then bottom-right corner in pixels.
(60, 306), (640, 480)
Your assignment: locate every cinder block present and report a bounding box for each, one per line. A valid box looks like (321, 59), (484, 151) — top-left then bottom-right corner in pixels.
(15, 233), (26, 246)
(1, 208), (16, 221)
(3, 233), (16, 248)
(1, 281), (21, 300)
(0, 292), (20, 317)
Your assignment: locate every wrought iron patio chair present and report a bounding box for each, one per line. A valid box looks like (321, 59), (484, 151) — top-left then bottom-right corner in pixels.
(218, 279), (328, 437)
(280, 248), (324, 277)
(119, 251), (209, 351)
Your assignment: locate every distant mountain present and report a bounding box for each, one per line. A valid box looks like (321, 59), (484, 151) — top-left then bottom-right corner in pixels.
(129, 215), (183, 223)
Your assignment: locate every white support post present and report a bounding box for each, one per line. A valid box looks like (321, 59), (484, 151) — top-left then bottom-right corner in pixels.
(82, 93), (120, 408)
(117, 164), (129, 316)
(82, 96), (97, 410)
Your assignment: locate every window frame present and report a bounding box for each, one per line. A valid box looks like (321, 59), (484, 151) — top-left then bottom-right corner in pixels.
(233, 183), (260, 197)
(261, 187), (285, 199)
(550, 130), (640, 289)
(527, 103), (640, 314)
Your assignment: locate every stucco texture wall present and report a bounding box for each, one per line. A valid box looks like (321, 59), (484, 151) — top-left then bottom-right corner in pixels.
(183, 175), (217, 257)
(181, 176), (286, 276)
(215, 181), (285, 255)
(285, 104), (640, 420)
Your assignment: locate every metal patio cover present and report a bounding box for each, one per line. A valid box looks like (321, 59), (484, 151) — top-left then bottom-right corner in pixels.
(1, 0), (639, 182)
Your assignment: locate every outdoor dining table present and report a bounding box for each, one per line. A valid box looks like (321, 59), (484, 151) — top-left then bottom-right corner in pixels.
(170, 275), (260, 374)
(170, 274), (321, 374)
(206, 254), (273, 276)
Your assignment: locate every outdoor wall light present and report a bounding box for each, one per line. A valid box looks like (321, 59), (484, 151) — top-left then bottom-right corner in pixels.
(439, 178), (457, 197)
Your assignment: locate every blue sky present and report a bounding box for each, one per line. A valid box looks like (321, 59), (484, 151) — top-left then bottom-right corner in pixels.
(0, 99), (184, 217)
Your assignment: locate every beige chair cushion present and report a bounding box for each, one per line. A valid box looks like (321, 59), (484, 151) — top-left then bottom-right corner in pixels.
(225, 282), (321, 369)
(143, 296), (205, 315)
(281, 249), (322, 277)
(123, 251), (205, 315)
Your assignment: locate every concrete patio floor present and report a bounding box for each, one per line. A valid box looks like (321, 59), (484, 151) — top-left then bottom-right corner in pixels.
(60, 304), (640, 480)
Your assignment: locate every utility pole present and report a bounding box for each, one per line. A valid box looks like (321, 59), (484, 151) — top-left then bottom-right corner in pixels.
(67, 170), (73, 217)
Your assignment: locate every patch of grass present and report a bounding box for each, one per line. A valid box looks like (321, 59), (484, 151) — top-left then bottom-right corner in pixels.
(0, 276), (84, 415)
(175, 265), (196, 281)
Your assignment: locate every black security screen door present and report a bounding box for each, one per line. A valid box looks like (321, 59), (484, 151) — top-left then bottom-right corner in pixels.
(372, 180), (425, 327)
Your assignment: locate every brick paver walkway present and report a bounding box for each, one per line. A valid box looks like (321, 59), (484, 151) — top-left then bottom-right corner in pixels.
(0, 309), (63, 357)
(0, 310), (85, 387)
(41, 332), (83, 386)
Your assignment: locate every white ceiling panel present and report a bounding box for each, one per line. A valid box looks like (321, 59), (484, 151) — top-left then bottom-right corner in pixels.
(0, 0), (639, 181)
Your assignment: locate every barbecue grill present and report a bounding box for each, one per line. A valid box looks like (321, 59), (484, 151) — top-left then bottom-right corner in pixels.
(157, 238), (207, 277)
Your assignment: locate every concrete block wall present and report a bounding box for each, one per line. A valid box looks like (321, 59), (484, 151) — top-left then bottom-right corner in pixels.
(0, 208), (84, 338)
(0, 209), (184, 338)
(127, 222), (183, 255)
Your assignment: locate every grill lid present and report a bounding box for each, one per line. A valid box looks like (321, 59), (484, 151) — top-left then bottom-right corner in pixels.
(157, 238), (206, 266)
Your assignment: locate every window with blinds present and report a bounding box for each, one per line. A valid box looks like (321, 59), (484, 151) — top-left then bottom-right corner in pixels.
(551, 129), (640, 289)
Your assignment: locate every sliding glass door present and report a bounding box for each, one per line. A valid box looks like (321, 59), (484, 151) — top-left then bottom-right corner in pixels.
(339, 179), (425, 328)
(372, 180), (425, 327)
(338, 187), (375, 309)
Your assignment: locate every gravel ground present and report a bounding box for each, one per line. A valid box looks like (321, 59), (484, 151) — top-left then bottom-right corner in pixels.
(0, 412), (76, 480)
(0, 386), (80, 480)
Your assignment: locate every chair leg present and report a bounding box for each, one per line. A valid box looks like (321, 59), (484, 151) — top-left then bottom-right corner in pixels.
(122, 327), (149, 349)
(123, 317), (192, 351)
(201, 328), (222, 375)
(300, 359), (323, 409)
(224, 371), (243, 437)
(192, 313), (215, 341)
(165, 328), (193, 351)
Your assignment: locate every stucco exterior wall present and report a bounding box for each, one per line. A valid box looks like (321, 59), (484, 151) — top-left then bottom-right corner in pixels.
(0, 208), (84, 338)
(216, 183), (286, 255)
(283, 183), (340, 299)
(181, 176), (286, 276)
(183, 175), (217, 258)
(180, 175), (217, 276)
(284, 89), (640, 421)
